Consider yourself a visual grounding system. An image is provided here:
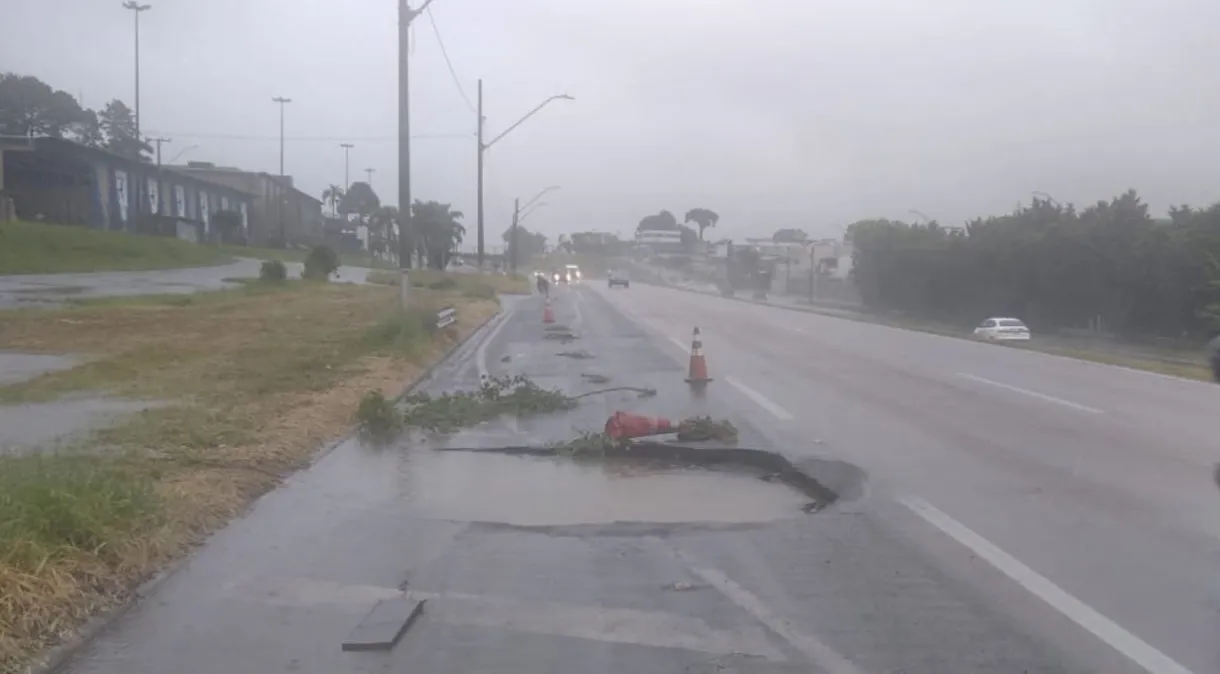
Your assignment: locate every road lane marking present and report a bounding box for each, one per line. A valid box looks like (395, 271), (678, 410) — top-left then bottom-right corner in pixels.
(903, 497), (1195, 674)
(725, 376), (794, 420)
(957, 373), (1103, 414)
(663, 549), (865, 674)
(475, 308), (514, 380)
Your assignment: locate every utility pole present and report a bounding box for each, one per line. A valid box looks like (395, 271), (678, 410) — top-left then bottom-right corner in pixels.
(149, 137), (171, 166)
(364, 167), (376, 189)
(271, 97), (291, 247)
(339, 143), (354, 192)
(398, 0), (435, 307)
(476, 86), (574, 269)
(122, 2), (151, 142)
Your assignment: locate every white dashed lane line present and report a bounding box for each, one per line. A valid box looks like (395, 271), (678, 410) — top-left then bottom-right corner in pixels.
(957, 373), (1104, 414)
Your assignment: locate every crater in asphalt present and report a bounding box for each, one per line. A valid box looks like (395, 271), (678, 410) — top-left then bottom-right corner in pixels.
(355, 443), (809, 526)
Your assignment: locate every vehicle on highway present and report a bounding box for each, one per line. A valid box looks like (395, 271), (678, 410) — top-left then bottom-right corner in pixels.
(565, 264), (582, 282)
(973, 317), (1031, 342)
(552, 268), (569, 283)
(607, 269), (630, 288)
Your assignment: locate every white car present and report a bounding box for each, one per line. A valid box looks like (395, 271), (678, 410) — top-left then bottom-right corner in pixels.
(973, 317), (1031, 342)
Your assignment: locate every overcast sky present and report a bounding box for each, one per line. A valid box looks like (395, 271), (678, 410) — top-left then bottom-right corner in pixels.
(5, 0), (1220, 246)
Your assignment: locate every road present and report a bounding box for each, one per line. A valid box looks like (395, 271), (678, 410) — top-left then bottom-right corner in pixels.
(53, 282), (1204, 673)
(0, 258), (372, 308)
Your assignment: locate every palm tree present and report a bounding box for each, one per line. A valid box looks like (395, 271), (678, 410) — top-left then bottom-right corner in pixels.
(412, 200), (466, 269)
(367, 205), (399, 259)
(684, 208), (720, 241)
(321, 185), (345, 217)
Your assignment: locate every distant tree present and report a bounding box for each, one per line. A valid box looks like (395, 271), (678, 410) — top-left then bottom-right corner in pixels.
(98, 99), (150, 160)
(412, 200), (465, 269)
(684, 208), (720, 240)
(321, 185), (345, 217)
(504, 225), (548, 262)
(772, 228), (808, 243)
(70, 108), (104, 148)
(338, 181), (380, 220)
(679, 224), (698, 246)
(0, 73), (90, 138)
(637, 210), (679, 231)
(367, 205), (399, 258)
(211, 210), (245, 244)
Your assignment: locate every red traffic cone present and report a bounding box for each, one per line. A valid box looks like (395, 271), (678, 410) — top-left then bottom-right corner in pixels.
(605, 411), (676, 440)
(684, 326), (712, 386)
(543, 298), (555, 324)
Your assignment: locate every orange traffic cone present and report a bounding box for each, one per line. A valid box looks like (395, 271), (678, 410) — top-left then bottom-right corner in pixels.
(605, 411), (676, 440)
(543, 298), (555, 324)
(684, 326), (712, 386)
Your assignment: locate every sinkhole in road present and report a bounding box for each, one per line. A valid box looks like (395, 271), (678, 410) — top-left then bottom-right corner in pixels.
(349, 442), (811, 527)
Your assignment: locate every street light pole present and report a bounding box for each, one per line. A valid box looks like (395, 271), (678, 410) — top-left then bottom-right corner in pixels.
(364, 167), (375, 189)
(122, 2), (151, 143)
(271, 96), (291, 246)
(476, 87), (574, 268)
(272, 97), (291, 177)
(509, 197), (519, 273)
(340, 143), (353, 192)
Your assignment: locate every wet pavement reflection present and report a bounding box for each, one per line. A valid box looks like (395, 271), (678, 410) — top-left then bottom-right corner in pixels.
(341, 438), (807, 526)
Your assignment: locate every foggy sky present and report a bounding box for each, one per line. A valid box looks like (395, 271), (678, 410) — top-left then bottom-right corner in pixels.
(5, 0), (1220, 246)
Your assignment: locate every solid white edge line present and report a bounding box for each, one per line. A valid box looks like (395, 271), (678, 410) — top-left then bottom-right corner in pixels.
(475, 307), (515, 380)
(724, 376), (794, 420)
(957, 373), (1104, 414)
(902, 497), (1195, 674)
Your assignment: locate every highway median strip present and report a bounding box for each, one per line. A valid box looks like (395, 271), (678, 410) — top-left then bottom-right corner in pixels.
(0, 279), (502, 674)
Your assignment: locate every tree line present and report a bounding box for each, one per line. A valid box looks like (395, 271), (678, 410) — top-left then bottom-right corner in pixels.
(0, 73), (150, 160)
(637, 208), (720, 242)
(848, 190), (1220, 337)
(321, 182), (465, 270)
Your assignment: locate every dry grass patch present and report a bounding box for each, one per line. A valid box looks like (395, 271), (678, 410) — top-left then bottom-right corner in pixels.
(0, 281), (498, 673)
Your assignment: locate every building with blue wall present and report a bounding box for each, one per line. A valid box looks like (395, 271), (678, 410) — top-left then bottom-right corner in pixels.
(0, 137), (254, 241)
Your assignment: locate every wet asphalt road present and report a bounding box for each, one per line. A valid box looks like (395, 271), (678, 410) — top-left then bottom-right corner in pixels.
(56, 283), (1166, 674)
(0, 258), (372, 308)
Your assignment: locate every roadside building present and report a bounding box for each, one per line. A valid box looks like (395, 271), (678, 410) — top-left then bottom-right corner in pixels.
(169, 162), (323, 247)
(0, 136), (254, 242)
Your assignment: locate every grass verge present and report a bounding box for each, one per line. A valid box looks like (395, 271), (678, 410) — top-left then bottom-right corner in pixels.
(0, 280), (498, 673)
(366, 268), (531, 297)
(0, 221), (232, 275)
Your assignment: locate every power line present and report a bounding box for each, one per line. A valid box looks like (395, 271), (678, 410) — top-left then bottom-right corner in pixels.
(425, 6), (476, 115)
(141, 131), (470, 142)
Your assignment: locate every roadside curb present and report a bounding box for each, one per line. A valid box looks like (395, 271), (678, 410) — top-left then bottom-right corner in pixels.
(438, 441), (838, 510)
(27, 304), (506, 674)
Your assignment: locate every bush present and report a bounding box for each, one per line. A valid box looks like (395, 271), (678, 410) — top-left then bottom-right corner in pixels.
(259, 259), (287, 282)
(302, 245), (340, 281)
(355, 390), (401, 436)
(427, 278), (458, 291)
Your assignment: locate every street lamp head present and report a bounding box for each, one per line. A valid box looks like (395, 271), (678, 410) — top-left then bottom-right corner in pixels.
(123, 1), (151, 10)
(558, 94), (575, 101)
(272, 96), (292, 104)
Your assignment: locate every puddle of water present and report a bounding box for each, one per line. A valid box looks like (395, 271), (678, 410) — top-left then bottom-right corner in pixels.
(0, 397), (165, 455)
(317, 439), (806, 526)
(0, 352), (79, 386)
